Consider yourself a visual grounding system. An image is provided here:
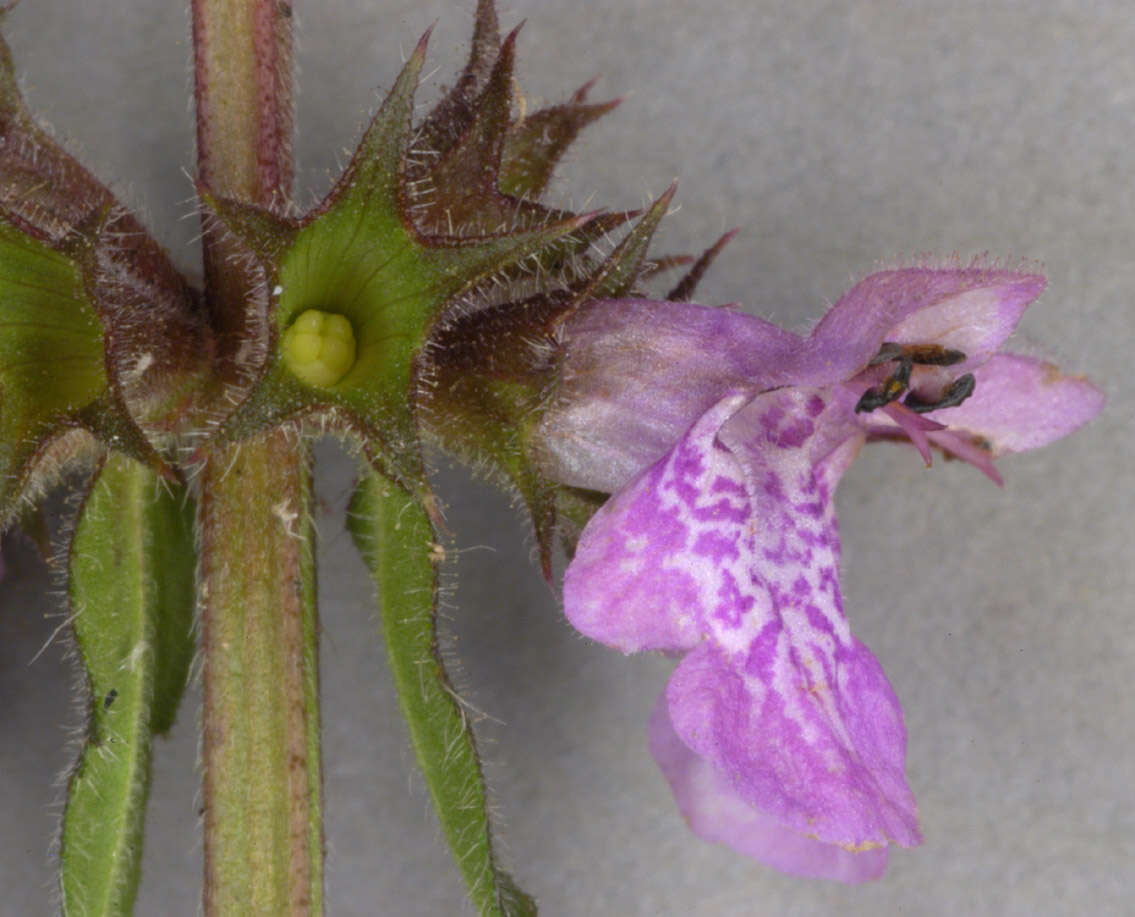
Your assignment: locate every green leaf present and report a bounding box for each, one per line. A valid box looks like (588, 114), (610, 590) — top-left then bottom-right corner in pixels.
(60, 453), (196, 916)
(1, 32), (207, 437)
(348, 471), (536, 917)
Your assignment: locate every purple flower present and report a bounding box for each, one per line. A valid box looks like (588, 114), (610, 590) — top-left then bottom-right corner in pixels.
(547, 265), (1104, 882)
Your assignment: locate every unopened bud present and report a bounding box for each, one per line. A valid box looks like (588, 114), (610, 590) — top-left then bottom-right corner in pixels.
(282, 310), (357, 387)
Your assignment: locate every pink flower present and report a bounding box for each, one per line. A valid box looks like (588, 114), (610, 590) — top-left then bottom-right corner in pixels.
(545, 265), (1104, 881)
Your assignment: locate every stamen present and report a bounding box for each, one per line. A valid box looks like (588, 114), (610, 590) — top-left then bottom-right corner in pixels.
(880, 403), (942, 465)
(929, 429), (1004, 486)
(903, 344), (967, 366)
(868, 341), (965, 367)
(867, 342), (905, 366)
(859, 342), (972, 415)
(855, 387), (893, 413)
(903, 373), (976, 414)
(855, 356), (912, 413)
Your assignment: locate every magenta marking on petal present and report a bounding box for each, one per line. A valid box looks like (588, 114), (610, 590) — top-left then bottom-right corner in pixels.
(710, 474), (747, 496)
(818, 565), (841, 604)
(793, 497), (826, 519)
(714, 569), (754, 628)
(762, 472), (785, 500)
(691, 497), (750, 525)
(761, 535), (813, 568)
(664, 439), (707, 507)
(777, 417), (816, 448)
(617, 466), (691, 550)
(799, 466), (834, 499)
(805, 603), (836, 635)
(758, 404), (786, 435)
(564, 393), (756, 653)
(693, 529), (741, 563)
(743, 621), (782, 681)
(564, 457), (711, 651)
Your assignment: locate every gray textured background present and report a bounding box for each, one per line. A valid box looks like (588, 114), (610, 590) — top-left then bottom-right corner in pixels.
(1, 1), (1131, 915)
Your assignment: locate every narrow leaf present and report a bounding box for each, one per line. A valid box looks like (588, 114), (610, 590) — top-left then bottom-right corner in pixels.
(61, 453), (196, 916)
(348, 471), (536, 917)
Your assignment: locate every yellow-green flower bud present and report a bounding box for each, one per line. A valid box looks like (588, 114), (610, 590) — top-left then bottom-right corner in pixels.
(282, 309), (357, 387)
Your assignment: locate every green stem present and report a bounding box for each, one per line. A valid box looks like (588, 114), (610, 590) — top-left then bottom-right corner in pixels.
(191, 1), (321, 915)
(198, 437), (322, 917)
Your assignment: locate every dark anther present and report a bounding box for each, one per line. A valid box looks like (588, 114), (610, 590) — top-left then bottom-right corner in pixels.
(903, 344), (967, 366)
(869, 341), (967, 367)
(891, 356), (912, 386)
(859, 341), (972, 414)
(856, 353), (912, 413)
(868, 342), (906, 366)
(855, 388), (891, 413)
(903, 373), (976, 413)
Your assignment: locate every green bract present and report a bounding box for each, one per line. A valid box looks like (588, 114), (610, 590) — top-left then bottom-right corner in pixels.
(0, 217), (107, 513)
(0, 214), (177, 524)
(202, 28), (590, 496)
(201, 17), (717, 563)
(0, 26), (207, 526)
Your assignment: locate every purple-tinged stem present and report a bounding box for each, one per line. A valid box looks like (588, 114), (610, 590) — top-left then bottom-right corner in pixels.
(192, 0), (293, 359)
(191, 2), (321, 915)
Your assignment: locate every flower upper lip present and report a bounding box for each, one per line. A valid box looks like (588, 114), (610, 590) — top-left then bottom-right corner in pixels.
(539, 264), (1102, 494)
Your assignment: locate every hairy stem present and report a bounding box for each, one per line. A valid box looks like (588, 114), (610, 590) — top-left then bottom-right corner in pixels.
(198, 437), (322, 917)
(192, 2), (321, 915)
(192, 0), (292, 206)
(192, 0), (293, 353)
